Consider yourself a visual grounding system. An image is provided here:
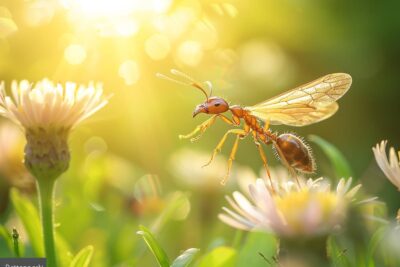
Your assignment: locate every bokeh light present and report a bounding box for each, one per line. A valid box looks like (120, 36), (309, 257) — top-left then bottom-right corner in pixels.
(118, 60), (140, 85)
(145, 34), (171, 60)
(0, 7), (17, 37)
(23, 0), (55, 27)
(176, 40), (204, 66)
(239, 40), (291, 82)
(64, 44), (87, 65)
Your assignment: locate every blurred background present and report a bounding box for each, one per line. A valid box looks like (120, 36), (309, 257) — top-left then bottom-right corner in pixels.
(0, 0), (399, 266)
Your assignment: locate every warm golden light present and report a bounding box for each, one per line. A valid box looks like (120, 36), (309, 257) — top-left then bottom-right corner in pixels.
(145, 34), (171, 60)
(118, 60), (140, 85)
(60, 0), (172, 37)
(176, 40), (204, 66)
(61, 0), (172, 18)
(64, 43), (87, 65)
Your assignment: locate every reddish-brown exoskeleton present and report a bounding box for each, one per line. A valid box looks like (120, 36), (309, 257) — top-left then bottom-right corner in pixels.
(158, 69), (352, 186)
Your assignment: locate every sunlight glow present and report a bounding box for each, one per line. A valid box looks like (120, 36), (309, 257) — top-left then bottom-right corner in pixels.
(118, 60), (140, 85)
(61, 0), (172, 18)
(176, 40), (203, 66)
(145, 34), (171, 60)
(64, 44), (87, 65)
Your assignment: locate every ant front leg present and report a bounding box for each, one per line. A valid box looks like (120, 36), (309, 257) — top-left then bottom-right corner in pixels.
(204, 128), (249, 185)
(203, 127), (249, 168)
(179, 114), (235, 142)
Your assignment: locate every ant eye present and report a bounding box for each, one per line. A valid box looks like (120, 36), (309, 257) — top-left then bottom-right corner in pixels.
(214, 103), (221, 107)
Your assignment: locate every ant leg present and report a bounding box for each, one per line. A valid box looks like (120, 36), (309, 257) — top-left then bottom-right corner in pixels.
(179, 115), (235, 142)
(252, 132), (275, 192)
(179, 115), (218, 142)
(221, 134), (241, 185)
(203, 128), (248, 168)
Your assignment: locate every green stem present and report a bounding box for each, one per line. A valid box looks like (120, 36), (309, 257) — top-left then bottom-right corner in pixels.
(279, 236), (331, 267)
(38, 180), (57, 267)
(12, 228), (21, 257)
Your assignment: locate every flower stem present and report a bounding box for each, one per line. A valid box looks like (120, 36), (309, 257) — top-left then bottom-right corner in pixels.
(279, 236), (330, 267)
(38, 180), (57, 267)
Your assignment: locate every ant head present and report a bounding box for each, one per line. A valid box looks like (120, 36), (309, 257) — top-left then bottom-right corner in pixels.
(157, 69), (229, 117)
(193, 97), (229, 117)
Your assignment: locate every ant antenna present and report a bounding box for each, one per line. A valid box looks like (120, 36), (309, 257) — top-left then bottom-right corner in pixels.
(204, 81), (213, 97)
(156, 69), (210, 101)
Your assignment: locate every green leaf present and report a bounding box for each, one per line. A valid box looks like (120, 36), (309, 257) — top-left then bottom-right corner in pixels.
(366, 227), (386, 266)
(137, 225), (170, 267)
(197, 247), (237, 267)
(171, 248), (200, 267)
(69, 246), (94, 267)
(309, 135), (353, 179)
(327, 236), (353, 267)
(0, 225), (13, 254)
(10, 188), (44, 256)
(236, 232), (277, 267)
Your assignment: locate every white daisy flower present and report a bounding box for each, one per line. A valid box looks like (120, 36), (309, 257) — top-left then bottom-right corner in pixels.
(373, 140), (400, 191)
(219, 177), (361, 237)
(0, 79), (108, 131)
(0, 79), (109, 180)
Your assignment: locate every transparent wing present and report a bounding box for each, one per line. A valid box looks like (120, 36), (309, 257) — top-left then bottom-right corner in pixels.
(247, 73), (352, 126)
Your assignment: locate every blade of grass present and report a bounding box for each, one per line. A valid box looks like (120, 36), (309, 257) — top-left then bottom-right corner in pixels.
(12, 228), (21, 257)
(137, 225), (170, 267)
(10, 188), (44, 256)
(171, 248), (200, 267)
(197, 247), (237, 267)
(69, 246), (94, 267)
(0, 225), (13, 254)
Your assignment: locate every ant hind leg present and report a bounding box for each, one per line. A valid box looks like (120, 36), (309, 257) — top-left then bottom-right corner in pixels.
(252, 132), (275, 193)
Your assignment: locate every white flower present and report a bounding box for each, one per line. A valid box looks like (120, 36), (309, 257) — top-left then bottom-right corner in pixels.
(373, 140), (400, 190)
(0, 79), (110, 181)
(0, 79), (109, 131)
(219, 177), (361, 237)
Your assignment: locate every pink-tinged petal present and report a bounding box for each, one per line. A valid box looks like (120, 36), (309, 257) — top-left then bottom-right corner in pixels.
(229, 193), (264, 222)
(221, 207), (255, 229)
(218, 214), (252, 231)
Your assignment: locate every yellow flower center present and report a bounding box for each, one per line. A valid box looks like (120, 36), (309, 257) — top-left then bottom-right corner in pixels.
(274, 189), (343, 234)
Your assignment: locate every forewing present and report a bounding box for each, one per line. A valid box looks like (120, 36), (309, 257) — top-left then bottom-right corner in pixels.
(247, 73), (351, 126)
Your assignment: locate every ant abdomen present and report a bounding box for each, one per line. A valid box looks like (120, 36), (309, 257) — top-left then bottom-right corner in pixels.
(275, 133), (315, 173)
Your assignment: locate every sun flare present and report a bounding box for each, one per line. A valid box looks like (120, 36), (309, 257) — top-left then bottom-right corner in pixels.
(61, 0), (172, 18)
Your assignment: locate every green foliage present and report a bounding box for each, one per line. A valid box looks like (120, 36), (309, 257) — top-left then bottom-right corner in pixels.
(197, 247), (237, 267)
(171, 248), (200, 267)
(0, 225), (13, 255)
(366, 227), (386, 266)
(10, 188), (44, 256)
(236, 232), (277, 267)
(12, 228), (21, 257)
(69, 246), (94, 267)
(309, 135), (353, 179)
(137, 225), (170, 267)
